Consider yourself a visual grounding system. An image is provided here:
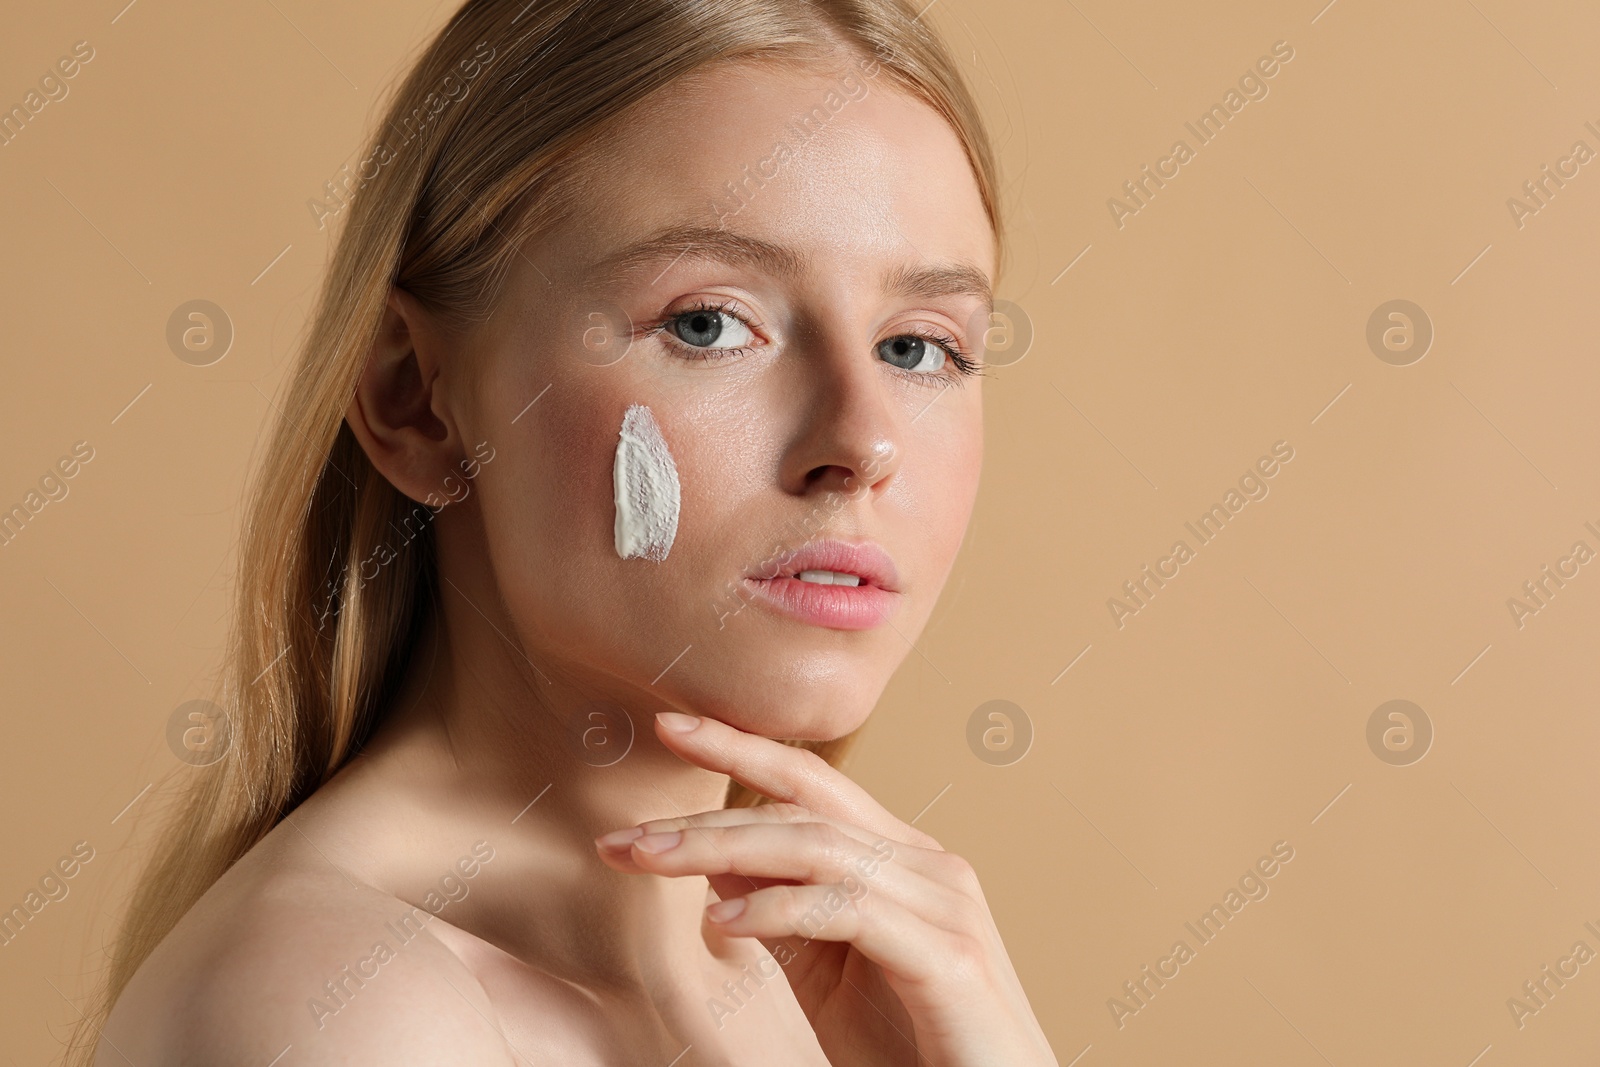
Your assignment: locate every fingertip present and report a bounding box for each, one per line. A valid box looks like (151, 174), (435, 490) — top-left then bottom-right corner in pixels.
(595, 827), (644, 852)
(595, 843), (646, 874)
(706, 897), (747, 924)
(655, 711), (703, 735)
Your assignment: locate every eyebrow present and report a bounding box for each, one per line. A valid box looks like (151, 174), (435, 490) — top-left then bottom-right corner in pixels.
(585, 225), (992, 310)
(879, 260), (993, 312)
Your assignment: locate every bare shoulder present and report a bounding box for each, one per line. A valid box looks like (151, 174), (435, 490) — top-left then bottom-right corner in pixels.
(100, 843), (527, 1066)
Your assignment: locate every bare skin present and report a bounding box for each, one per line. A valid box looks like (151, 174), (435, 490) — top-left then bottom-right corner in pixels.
(100, 54), (1056, 1066)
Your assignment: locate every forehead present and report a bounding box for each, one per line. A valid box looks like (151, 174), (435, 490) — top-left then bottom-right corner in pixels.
(544, 56), (995, 291)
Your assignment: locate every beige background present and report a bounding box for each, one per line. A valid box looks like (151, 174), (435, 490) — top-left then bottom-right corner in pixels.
(3, 0), (1599, 1063)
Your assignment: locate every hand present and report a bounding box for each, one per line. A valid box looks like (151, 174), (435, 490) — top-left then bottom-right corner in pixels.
(594, 712), (1059, 1067)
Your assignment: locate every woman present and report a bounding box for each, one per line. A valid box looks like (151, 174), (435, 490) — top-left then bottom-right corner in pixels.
(78, 0), (1056, 1063)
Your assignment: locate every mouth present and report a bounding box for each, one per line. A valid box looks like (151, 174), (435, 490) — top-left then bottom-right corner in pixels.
(741, 539), (902, 631)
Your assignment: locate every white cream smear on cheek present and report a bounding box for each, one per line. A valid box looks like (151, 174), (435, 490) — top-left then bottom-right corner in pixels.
(612, 404), (681, 561)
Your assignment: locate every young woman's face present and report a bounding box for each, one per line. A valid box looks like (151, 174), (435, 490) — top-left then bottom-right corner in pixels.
(457, 55), (993, 739)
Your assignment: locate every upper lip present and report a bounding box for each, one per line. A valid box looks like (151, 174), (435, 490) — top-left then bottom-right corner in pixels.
(745, 539), (902, 593)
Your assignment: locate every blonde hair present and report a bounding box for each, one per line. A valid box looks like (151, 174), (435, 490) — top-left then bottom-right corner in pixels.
(68, 0), (1000, 1059)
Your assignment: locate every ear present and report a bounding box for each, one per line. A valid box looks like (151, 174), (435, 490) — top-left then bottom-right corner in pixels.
(346, 287), (464, 507)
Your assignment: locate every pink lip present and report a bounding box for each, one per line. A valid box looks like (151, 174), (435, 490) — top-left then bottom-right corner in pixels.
(742, 539), (902, 631)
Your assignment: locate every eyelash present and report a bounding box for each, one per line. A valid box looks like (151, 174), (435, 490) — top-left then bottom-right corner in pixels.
(650, 298), (985, 383)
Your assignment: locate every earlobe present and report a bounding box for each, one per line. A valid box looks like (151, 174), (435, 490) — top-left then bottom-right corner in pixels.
(345, 287), (462, 507)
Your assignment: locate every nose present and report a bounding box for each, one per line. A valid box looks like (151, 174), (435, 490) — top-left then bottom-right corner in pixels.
(779, 328), (903, 500)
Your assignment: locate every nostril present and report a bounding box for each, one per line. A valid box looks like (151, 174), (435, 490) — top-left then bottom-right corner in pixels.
(805, 464), (857, 490)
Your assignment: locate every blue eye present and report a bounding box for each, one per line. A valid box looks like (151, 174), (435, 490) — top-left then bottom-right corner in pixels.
(669, 307), (755, 350)
(877, 335), (950, 373)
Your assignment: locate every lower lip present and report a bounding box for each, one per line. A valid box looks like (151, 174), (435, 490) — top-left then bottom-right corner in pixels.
(743, 576), (899, 630)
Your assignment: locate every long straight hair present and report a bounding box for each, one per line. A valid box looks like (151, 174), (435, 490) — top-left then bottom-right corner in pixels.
(68, 0), (1000, 1059)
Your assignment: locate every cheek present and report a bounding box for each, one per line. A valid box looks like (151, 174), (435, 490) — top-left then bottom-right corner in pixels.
(664, 398), (767, 533)
(903, 404), (983, 550)
(479, 391), (725, 666)
(480, 400), (623, 640)
(870, 407), (981, 622)
(535, 403), (616, 542)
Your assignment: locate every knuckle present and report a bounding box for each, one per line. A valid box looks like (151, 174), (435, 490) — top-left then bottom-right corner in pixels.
(939, 930), (991, 984)
(795, 747), (832, 780)
(768, 802), (813, 825)
(778, 883), (811, 912)
(803, 821), (850, 860)
(769, 884), (811, 926)
(933, 850), (981, 893)
(765, 774), (804, 804)
(947, 888), (989, 932)
(786, 882), (863, 940)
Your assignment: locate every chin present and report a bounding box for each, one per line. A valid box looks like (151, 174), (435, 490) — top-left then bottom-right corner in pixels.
(678, 654), (887, 742)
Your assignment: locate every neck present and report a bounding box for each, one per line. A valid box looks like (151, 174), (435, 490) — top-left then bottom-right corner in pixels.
(347, 554), (733, 985)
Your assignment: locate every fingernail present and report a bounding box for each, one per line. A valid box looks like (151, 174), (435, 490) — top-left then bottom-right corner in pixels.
(706, 897), (747, 923)
(656, 712), (702, 734)
(595, 827), (644, 851)
(633, 830), (683, 854)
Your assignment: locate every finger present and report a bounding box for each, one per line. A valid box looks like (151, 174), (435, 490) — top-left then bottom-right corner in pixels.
(614, 819), (982, 930)
(703, 881), (958, 989)
(635, 802), (892, 853)
(620, 805), (965, 885)
(652, 712), (941, 849)
(596, 816), (989, 943)
(596, 838), (794, 894)
(597, 829), (794, 887)
(595, 806), (907, 886)
(598, 809), (972, 908)
(619, 820), (894, 886)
